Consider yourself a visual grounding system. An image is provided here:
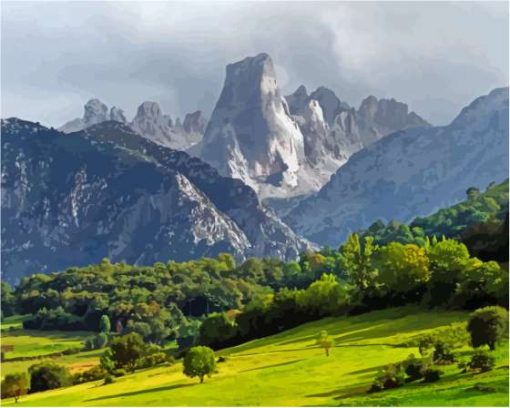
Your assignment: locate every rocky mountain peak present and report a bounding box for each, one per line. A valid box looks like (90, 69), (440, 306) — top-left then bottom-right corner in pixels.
(309, 87), (349, 125)
(286, 85), (309, 116)
(83, 98), (108, 126)
(135, 101), (163, 120)
(183, 110), (207, 134)
(110, 106), (127, 123)
(199, 53), (304, 197)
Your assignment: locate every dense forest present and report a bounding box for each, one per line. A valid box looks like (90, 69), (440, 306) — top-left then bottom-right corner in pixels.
(1, 181), (508, 351)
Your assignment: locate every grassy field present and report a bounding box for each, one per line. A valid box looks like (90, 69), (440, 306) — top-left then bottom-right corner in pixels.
(3, 306), (508, 406)
(1, 316), (97, 378)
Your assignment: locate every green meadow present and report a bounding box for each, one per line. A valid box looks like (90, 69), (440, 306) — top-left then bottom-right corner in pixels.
(3, 306), (508, 406)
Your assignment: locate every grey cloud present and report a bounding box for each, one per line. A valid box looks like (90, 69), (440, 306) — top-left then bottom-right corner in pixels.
(1, 1), (508, 127)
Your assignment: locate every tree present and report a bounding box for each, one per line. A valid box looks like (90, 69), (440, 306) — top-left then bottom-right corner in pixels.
(467, 306), (509, 350)
(375, 243), (430, 295)
(466, 187), (481, 200)
(100, 349), (115, 373)
(198, 313), (238, 348)
(316, 330), (333, 356)
(1, 281), (16, 317)
(338, 234), (377, 290)
(183, 346), (216, 383)
(1, 372), (29, 402)
(110, 332), (145, 372)
(298, 274), (349, 317)
(427, 239), (470, 305)
(99, 315), (111, 333)
(29, 363), (72, 392)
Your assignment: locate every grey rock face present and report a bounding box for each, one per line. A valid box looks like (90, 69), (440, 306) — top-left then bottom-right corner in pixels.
(83, 98), (108, 125)
(58, 98), (109, 133)
(59, 100), (205, 151)
(110, 106), (127, 123)
(285, 87), (509, 246)
(198, 53), (305, 196)
(1, 119), (312, 283)
(183, 110), (207, 135)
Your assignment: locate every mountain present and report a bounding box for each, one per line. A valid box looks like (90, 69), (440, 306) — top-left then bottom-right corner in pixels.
(1, 118), (312, 283)
(59, 99), (205, 150)
(285, 85), (430, 173)
(195, 53), (306, 198)
(285, 87), (509, 246)
(194, 53), (429, 200)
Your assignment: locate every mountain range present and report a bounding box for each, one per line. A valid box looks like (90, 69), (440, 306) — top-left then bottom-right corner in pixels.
(1, 119), (311, 283)
(285, 87), (509, 245)
(1, 53), (508, 282)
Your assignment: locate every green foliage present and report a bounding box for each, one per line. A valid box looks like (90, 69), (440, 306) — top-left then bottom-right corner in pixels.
(72, 365), (107, 384)
(422, 367), (443, 382)
(199, 313), (238, 348)
(375, 242), (430, 295)
(371, 364), (406, 392)
(467, 306), (509, 350)
(298, 274), (350, 316)
(28, 363), (72, 392)
(99, 315), (111, 333)
(1, 372), (29, 401)
(316, 330), (333, 356)
(426, 239), (471, 305)
(432, 341), (456, 365)
(403, 354), (427, 382)
(100, 349), (115, 373)
(103, 374), (114, 385)
(1, 281), (16, 317)
(183, 346), (216, 383)
(468, 347), (496, 372)
(85, 332), (108, 350)
(339, 234), (377, 290)
(110, 332), (145, 372)
(136, 352), (173, 369)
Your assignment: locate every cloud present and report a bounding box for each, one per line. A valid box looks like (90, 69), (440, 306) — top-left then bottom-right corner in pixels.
(1, 1), (508, 127)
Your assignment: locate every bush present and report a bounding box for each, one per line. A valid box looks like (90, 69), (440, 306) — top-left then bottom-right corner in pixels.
(72, 366), (107, 385)
(84, 333), (108, 351)
(29, 363), (72, 392)
(136, 352), (171, 369)
(433, 342), (456, 364)
(467, 306), (509, 350)
(111, 368), (127, 377)
(468, 348), (495, 372)
(103, 374), (114, 385)
(403, 355), (426, 382)
(372, 364), (406, 391)
(422, 367), (442, 382)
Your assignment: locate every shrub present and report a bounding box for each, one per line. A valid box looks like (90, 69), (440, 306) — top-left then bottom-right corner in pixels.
(433, 342), (456, 364)
(84, 333), (108, 350)
(217, 356), (229, 363)
(372, 364), (406, 391)
(467, 306), (509, 350)
(403, 355), (426, 382)
(103, 375), (114, 385)
(183, 346), (216, 383)
(72, 366), (106, 385)
(1, 372), (29, 402)
(422, 367), (442, 382)
(111, 368), (127, 377)
(29, 363), (72, 392)
(136, 352), (170, 369)
(468, 348), (495, 372)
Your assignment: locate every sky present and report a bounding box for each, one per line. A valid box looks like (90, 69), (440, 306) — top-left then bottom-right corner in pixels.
(1, 1), (508, 127)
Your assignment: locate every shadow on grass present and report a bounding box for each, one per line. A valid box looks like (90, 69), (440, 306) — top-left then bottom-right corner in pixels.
(84, 383), (194, 402)
(240, 359), (302, 373)
(306, 383), (369, 399)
